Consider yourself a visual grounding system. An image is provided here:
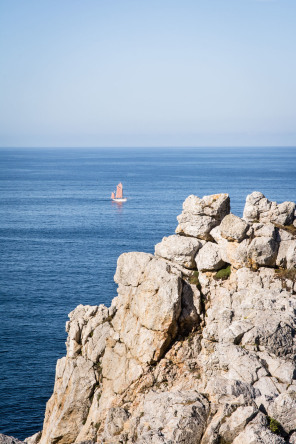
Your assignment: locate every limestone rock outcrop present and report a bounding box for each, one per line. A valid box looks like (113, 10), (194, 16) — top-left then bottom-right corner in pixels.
(243, 191), (295, 225)
(29, 191), (296, 444)
(155, 235), (203, 269)
(0, 435), (24, 444)
(176, 193), (230, 239)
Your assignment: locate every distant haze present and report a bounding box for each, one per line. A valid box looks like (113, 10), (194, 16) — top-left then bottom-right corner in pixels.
(0, 0), (295, 148)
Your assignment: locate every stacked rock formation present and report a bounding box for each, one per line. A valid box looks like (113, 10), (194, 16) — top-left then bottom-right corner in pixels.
(27, 192), (296, 444)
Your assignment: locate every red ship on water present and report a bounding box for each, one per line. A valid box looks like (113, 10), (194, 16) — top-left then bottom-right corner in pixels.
(111, 182), (127, 202)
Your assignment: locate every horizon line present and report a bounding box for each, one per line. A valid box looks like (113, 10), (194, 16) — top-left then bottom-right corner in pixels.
(1, 145), (296, 150)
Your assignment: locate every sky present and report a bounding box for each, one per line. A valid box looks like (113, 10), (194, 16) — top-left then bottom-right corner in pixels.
(0, 0), (295, 148)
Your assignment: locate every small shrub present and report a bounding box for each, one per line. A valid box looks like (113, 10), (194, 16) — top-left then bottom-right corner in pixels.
(275, 268), (296, 283)
(274, 223), (296, 237)
(214, 265), (231, 281)
(268, 417), (281, 434)
(94, 421), (101, 430)
(189, 270), (200, 287)
(217, 438), (231, 444)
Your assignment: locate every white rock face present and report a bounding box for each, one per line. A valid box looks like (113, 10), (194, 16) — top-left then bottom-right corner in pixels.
(40, 356), (97, 444)
(247, 236), (278, 267)
(267, 392), (296, 433)
(195, 242), (226, 271)
(287, 240), (296, 268)
(220, 213), (249, 242)
(219, 406), (257, 442)
(35, 192), (296, 444)
(154, 234), (202, 268)
(130, 391), (209, 444)
(243, 191), (295, 225)
(176, 193), (230, 239)
(0, 435), (25, 444)
(24, 432), (41, 444)
(105, 253), (183, 395)
(232, 412), (286, 443)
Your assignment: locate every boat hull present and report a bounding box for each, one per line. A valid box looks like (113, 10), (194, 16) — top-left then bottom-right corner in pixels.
(112, 198), (127, 202)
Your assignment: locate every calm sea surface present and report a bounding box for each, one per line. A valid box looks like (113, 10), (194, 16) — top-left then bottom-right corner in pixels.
(0, 147), (296, 439)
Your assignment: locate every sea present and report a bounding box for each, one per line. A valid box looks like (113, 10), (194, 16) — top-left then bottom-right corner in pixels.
(0, 147), (295, 440)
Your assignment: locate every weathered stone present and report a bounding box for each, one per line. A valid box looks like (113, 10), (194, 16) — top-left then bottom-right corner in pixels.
(134, 391), (209, 444)
(247, 236), (278, 267)
(114, 251), (153, 287)
(287, 240), (296, 269)
(24, 432), (41, 444)
(276, 241), (291, 268)
(179, 281), (201, 333)
(195, 242), (226, 271)
(253, 222), (277, 239)
(176, 213), (218, 240)
(176, 193), (230, 240)
(220, 213), (249, 242)
(181, 193), (230, 218)
(154, 234), (202, 268)
(103, 407), (129, 440)
(0, 435), (24, 444)
(232, 412), (286, 443)
(243, 191), (295, 225)
(277, 228), (295, 242)
(205, 377), (259, 405)
(219, 406), (257, 442)
(257, 352), (295, 384)
(40, 356), (97, 444)
(267, 392), (296, 433)
(253, 376), (280, 401)
(102, 254), (183, 396)
(221, 238), (249, 268)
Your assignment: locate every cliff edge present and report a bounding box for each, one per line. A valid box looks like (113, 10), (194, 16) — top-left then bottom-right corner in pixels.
(31, 192), (296, 444)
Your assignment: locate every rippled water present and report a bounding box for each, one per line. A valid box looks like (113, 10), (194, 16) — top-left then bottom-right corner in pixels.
(0, 147), (295, 439)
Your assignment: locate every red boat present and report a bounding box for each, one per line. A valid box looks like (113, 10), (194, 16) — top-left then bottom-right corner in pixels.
(111, 183), (127, 202)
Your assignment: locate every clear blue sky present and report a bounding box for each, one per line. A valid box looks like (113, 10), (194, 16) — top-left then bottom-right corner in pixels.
(0, 0), (295, 147)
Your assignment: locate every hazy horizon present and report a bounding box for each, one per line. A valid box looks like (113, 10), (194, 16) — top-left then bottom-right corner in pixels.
(1, 0), (295, 148)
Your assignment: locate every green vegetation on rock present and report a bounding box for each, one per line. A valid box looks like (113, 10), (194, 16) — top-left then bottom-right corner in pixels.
(189, 270), (200, 287)
(275, 268), (296, 283)
(214, 265), (231, 281)
(268, 417), (282, 434)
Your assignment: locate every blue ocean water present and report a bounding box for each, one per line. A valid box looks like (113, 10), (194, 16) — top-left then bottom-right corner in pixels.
(0, 147), (295, 440)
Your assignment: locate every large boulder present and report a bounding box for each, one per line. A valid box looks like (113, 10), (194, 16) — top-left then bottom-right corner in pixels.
(247, 237), (278, 267)
(220, 213), (249, 242)
(232, 412), (286, 443)
(176, 193), (230, 240)
(243, 191), (295, 225)
(219, 406), (257, 442)
(131, 391), (209, 444)
(154, 234), (202, 268)
(210, 225), (249, 268)
(195, 242), (226, 271)
(103, 253), (183, 394)
(267, 392), (296, 434)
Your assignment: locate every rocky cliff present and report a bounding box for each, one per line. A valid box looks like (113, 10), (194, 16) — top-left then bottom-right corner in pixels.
(29, 192), (296, 444)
